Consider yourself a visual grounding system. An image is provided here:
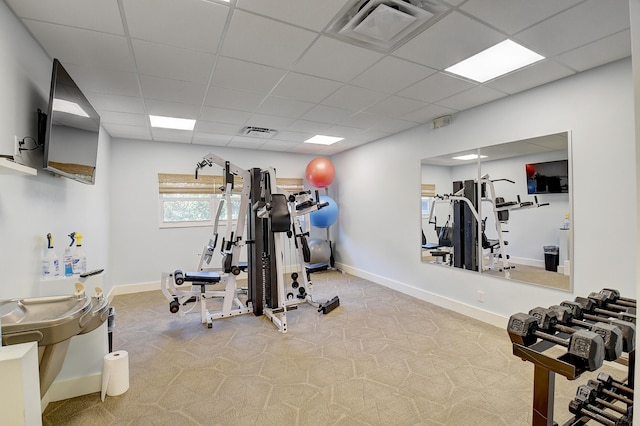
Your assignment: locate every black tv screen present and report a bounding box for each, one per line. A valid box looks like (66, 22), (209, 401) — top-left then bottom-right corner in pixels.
(43, 59), (100, 185)
(525, 159), (569, 194)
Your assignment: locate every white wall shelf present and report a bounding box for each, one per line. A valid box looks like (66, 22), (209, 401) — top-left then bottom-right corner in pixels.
(0, 158), (37, 176)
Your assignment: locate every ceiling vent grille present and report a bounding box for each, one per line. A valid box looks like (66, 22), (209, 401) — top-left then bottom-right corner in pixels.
(326, 0), (448, 53)
(240, 126), (278, 138)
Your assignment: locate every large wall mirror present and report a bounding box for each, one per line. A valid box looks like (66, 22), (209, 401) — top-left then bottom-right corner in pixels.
(421, 132), (572, 291)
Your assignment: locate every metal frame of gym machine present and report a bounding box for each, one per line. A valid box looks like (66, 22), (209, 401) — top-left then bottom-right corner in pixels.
(429, 175), (548, 277)
(161, 152), (335, 332)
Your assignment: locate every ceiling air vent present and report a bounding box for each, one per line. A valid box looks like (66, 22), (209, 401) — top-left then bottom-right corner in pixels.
(326, 0), (448, 53)
(240, 126), (278, 139)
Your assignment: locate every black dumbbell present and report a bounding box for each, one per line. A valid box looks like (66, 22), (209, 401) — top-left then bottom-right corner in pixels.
(597, 372), (634, 396)
(532, 307), (623, 361)
(587, 379), (634, 406)
(558, 302), (636, 352)
(507, 312), (605, 371)
(575, 296), (636, 323)
(174, 269), (185, 285)
(569, 398), (630, 426)
(575, 384), (631, 417)
(600, 288), (636, 307)
(589, 292), (636, 314)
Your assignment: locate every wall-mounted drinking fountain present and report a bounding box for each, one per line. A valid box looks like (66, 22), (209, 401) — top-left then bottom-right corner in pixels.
(0, 283), (109, 397)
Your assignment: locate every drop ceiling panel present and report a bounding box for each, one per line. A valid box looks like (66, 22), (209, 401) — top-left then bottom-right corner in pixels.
(211, 57), (287, 94)
(227, 137), (267, 150)
(399, 72), (476, 103)
(64, 65), (140, 97)
(221, 10), (317, 68)
(400, 104), (456, 123)
(555, 30), (631, 72)
(365, 96), (428, 118)
(192, 133), (233, 146)
(121, 0), (228, 53)
(237, 0), (347, 32)
(321, 85), (388, 112)
(245, 113), (295, 130)
(287, 120), (331, 134)
(5, 0), (125, 35)
(132, 40), (215, 84)
(102, 123), (151, 140)
(140, 75), (206, 105)
(485, 60), (575, 94)
(85, 93), (145, 114)
(257, 140), (300, 152)
(150, 128), (193, 143)
(204, 86), (265, 111)
(436, 85), (506, 111)
(515, 0), (630, 58)
(350, 56), (437, 94)
(271, 72), (343, 103)
(199, 106), (252, 125)
(302, 105), (352, 124)
(257, 96), (316, 118)
(24, 20), (134, 72)
(145, 99), (201, 119)
(460, 0), (583, 35)
(268, 131), (314, 143)
(99, 111), (148, 127)
(293, 36), (385, 82)
(196, 121), (241, 135)
(392, 11), (505, 70)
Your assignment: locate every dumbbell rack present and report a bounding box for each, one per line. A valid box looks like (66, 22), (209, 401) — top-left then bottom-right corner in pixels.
(508, 290), (635, 426)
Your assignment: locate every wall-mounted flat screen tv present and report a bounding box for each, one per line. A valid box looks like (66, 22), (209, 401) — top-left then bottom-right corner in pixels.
(42, 58), (100, 185)
(525, 159), (569, 194)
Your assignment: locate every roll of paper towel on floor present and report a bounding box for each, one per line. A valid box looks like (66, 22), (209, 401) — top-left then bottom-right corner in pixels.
(101, 350), (129, 402)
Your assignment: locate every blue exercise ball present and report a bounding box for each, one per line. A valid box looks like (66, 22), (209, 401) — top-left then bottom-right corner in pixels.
(310, 195), (338, 228)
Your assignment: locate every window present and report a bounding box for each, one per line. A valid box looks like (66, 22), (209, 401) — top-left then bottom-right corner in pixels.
(421, 183), (436, 217)
(158, 173), (303, 228)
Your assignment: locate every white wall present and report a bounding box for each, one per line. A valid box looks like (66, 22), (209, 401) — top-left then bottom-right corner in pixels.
(109, 138), (321, 288)
(0, 0), (111, 300)
(333, 58), (636, 325)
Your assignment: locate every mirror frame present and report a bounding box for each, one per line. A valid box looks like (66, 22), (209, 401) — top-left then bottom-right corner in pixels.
(421, 131), (573, 291)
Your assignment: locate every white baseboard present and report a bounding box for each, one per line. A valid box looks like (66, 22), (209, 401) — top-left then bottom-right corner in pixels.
(41, 373), (102, 413)
(510, 256), (544, 268)
(335, 262), (508, 329)
(108, 281), (160, 302)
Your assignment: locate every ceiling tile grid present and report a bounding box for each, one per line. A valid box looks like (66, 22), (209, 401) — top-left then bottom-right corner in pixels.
(2, 0), (631, 155)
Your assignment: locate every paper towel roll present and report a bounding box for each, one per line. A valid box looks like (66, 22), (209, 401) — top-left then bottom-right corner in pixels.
(101, 350), (129, 401)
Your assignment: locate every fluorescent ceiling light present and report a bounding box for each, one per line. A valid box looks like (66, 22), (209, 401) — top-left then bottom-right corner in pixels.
(149, 115), (196, 130)
(53, 99), (89, 117)
(452, 154), (487, 161)
(304, 135), (344, 145)
(445, 39), (544, 83)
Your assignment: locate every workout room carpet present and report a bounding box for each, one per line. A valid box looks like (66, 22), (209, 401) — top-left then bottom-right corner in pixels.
(42, 271), (624, 425)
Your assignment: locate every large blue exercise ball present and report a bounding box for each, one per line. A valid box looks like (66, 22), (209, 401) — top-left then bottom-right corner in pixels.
(310, 195), (338, 228)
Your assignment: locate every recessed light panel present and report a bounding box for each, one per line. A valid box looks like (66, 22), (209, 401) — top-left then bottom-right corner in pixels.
(149, 115), (196, 130)
(445, 40), (544, 83)
(452, 154), (487, 161)
(304, 135), (344, 145)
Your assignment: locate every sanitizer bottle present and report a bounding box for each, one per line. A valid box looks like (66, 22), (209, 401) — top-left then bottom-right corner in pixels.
(72, 232), (87, 275)
(42, 233), (61, 279)
(562, 213), (570, 230)
(63, 235), (74, 277)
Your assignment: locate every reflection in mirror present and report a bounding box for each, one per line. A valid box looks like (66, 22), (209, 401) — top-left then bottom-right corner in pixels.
(421, 132), (572, 291)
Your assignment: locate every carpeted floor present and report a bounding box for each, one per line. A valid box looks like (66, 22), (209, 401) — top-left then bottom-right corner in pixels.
(42, 271), (625, 425)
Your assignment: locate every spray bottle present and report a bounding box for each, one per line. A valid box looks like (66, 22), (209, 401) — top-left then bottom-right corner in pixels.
(562, 213), (570, 230)
(71, 232), (87, 275)
(42, 233), (61, 279)
(64, 234), (74, 277)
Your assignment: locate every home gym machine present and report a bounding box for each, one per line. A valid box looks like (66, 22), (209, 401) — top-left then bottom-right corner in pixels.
(507, 288), (635, 425)
(429, 175), (548, 278)
(160, 153), (339, 332)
